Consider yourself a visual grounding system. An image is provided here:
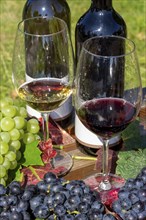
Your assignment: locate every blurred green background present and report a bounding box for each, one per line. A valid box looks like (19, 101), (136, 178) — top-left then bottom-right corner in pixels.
(0, 0), (146, 100)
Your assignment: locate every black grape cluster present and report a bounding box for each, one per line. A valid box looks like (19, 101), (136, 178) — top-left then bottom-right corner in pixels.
(112, 167), (146, 220)
(0, 172), (117, 220)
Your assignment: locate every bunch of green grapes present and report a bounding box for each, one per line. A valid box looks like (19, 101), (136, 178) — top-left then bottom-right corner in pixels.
(0, 98), (40, 186)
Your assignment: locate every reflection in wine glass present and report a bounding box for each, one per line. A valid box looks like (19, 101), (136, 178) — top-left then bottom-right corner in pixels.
(12, 16), (74, 175)
(74, 36), (142, 201)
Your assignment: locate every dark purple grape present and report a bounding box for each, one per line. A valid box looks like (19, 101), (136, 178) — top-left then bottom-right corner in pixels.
(132, 201), (145, 214)
(137, 211), (146, 220)
(124, 178), (135, 190)
(128, 192), (139, 205)
(7, 195), (18, 206)
(103, 214), (116, 220)
(37, 180), (48, 193)
(88, 209), (103, 220)
(11, 211), (23, 220)
(134, 178), (144, 189)
(124, 210), (138, 220)
(70, 185), (83, 197)
(78, 201), (91, 214)
(141, 167), (146, 176)
(121, 198), (132, 211)
(0, 210), (11, 218)
(21, 211), (31, 220)
(91, 201), (105, 213)
(0, 184), (6, 195)
(81, 193), (96, 204)
(138, 189), (146, 202)
(16, 200), (29, 212)
(43, 172), (57, 184)
(44, 194), (54, 209)
(33, 204), (50, 218)
(61, 214), (74, 220)
(112, 200), (122, 213)
(9, 185), (22, 196)
(0, 196), (8, 208)
(118, 188), (130, 199)
(21, 189), (34, 201)
(54, 204), (67, 217)
(74, 213), (88, 220)
(30, 195), (44, 211)
(53, 192), (66, 205)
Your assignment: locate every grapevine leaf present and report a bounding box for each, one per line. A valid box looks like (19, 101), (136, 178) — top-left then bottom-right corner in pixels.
(21, 140), (44, 166)
(116, 120), (146, 179)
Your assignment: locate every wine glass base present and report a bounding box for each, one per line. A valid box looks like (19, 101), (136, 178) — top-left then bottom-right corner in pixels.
(51, 150), (73, 177)
(84, 173), (125, 204)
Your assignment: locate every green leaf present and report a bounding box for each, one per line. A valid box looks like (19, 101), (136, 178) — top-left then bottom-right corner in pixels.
(22, 141), (44, 166)
(116, 120), (146, 179)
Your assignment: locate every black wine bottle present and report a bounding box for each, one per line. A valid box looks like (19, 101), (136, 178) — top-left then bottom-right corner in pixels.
(75, 0), (127, 154)
(22, 0), (73, 128)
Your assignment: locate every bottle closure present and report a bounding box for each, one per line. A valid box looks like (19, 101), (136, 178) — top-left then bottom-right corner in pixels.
(91, 0), (112, 9)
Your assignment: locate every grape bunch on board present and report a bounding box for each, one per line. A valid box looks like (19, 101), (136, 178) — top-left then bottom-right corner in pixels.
(0, 98), (40, 186)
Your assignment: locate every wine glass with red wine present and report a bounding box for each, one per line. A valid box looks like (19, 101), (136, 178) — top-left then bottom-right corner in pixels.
(12, 16), (74, 175)
(74, 36), (142, 200)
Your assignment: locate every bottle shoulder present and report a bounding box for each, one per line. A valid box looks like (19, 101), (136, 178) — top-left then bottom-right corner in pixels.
(76, 9), (127, 37)
(23, 0), (70, 18)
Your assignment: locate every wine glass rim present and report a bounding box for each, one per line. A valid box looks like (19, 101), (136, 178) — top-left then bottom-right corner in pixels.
(82, 35), (136, 58)
(17, 16), (67, 37)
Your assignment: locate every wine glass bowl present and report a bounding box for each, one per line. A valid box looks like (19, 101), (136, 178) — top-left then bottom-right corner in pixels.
(12, 16), (74, 176)
(75, 36), (142, 197)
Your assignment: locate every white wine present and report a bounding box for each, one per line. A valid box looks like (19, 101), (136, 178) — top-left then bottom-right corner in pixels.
(18, 78), (72, 112)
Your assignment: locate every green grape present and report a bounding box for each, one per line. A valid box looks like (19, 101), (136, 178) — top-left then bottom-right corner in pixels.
(3, 173), (8, 181)
(19, 129), (25, 139)
(10, 160), (18, 170)
(0, 112), (2, 120)
(23, 132), (35, 144)
(0, 132), (10, 143)
(34, 134), (41, 141)
(19, 107), (27, 118)
(10, 140), (21, 151)
(5, 151), (16, 161)
(14, 116), (26, 129)
(0, 98), (13, 109)
(0, 165), (6, 178)
(0, 178), (6, 186)
(1, 105), (17, 118)
(1, 117), (15, 131)
(16, 150), (22, 161)
(27, 121), (40, 134)
(0, 154), (4, 164)
(28, 118), (39, 125)
(9, 128), (20, 141)
(3, 157), (11, 170)
(0, 141), (9, 155)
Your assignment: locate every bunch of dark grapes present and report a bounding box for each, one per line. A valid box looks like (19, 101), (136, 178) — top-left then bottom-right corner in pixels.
(112, 167), (146, 220)
(0, 172), (117, 220)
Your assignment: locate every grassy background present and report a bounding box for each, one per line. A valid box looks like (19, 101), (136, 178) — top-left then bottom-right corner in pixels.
(0, 0), (146, 99)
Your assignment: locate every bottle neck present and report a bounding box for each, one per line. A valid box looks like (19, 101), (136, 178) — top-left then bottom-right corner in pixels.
(91, 0), (113, 9)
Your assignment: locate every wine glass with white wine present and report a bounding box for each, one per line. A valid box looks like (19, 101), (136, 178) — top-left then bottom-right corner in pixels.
(12, 16), (74, 175)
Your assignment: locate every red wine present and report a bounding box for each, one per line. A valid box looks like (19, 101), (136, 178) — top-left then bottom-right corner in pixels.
(77, 98), (136, 139)
(75, 0), (127, 150)
(18, 78), (71, 112)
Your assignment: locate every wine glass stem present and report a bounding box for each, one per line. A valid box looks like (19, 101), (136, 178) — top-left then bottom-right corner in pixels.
(41, 113), (49, 142)
(99, 139), (111, 191)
